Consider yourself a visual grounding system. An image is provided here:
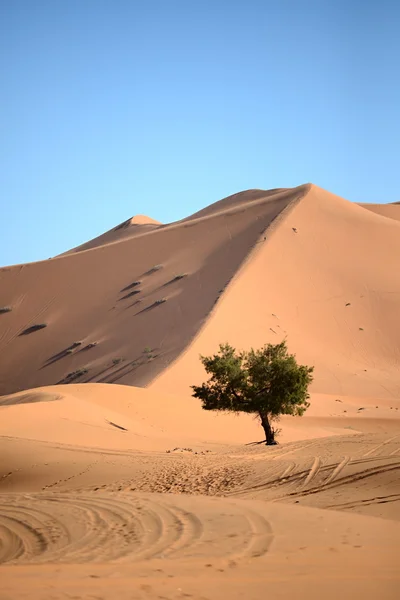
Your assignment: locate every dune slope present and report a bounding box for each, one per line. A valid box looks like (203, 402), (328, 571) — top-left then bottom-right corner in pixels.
(0, 186), (305, 395)
(152, 185), (400, 400)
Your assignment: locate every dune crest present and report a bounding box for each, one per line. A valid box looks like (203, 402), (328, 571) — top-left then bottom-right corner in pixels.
(129, 214), (161, 225)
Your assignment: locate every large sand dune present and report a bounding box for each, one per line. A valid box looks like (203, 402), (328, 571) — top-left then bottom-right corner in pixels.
(0, 184), (399, 400)
(1, 184), (399, 598)
(152, 185), (400, 399)
(0, 186), (307, 395)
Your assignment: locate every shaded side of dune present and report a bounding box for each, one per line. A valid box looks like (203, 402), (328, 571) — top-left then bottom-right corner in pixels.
(0, 186), (306, 395)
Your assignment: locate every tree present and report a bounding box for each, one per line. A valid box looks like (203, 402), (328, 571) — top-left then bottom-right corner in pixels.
(191, 341), (314, 445)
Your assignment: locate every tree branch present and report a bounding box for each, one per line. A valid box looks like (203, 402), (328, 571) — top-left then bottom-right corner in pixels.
(253, 384), (271, 397)
(229, 386), (243, 402)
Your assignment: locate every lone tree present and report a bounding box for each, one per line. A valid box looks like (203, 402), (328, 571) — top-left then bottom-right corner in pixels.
(191, 341), (314, 445)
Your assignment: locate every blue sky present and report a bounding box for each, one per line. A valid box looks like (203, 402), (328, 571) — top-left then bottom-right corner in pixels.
(1, 0), (399, 266)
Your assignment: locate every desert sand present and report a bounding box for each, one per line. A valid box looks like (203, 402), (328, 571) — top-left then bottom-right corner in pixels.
(0, 184), (399, 599)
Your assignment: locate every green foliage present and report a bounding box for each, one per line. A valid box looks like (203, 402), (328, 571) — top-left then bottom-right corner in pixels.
(71, 341), (82, 348)
(191, 341), (314, 444)
(59, 367), (89, 384)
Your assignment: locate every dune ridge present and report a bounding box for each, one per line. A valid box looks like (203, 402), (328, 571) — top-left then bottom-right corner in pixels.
(61, 214), (162, 255)
(0, 185), (307, 396)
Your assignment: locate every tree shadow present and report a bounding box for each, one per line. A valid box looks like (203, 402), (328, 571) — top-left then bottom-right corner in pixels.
(135, 299), (166, 315)
(120, 281), (141, 293)
(42, 349), (71, 367)
(57, 368), (88, 384)
(124, 299), (142, 310)
(19, 324), (47, 335)
(142, 265), (163, 276)
(154, 274), (188, 291)
(42, 342), (82, 368)
(245, 439), (279, 446)
(107, 420), (128, 432)
(245, 439), (267, 446)
(119, 290), (141, 301)
(76, 343), (98, 353)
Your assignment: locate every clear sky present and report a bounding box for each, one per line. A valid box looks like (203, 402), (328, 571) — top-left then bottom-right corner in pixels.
(1, 0), (399, 266)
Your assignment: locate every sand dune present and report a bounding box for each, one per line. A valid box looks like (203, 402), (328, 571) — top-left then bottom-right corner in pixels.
(1, 183), (399, 402)
(0, 383), (398, 453)
(359, 201), (400, 221)
(0, 383), (259, 451)
(0, 186), (305, 395)
(61, 214), (162, 254)
(152, 185), (400, 400)
(1, 183), (399, 598)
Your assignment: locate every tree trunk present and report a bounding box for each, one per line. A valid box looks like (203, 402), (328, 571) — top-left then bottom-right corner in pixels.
(259, 412), (276, 445)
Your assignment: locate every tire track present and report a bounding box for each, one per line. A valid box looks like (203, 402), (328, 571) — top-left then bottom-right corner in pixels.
(389, 447), (400, 456)
(0, 513), (48, 562)
(280, 463), (296, 479)
(0, 491), (273, 565)
(324, 456), (350, 485)
(325, 493), (400, 511)
(150, 502), (204, 559)
(0, 522), (24, 562)
(363, 434), (400, 458)
(0, 326), (12, 346)
(302, 457), (321, 487)
(229, 454), (400, 500)
(228, 465), (312, 496)
(286, 461), (400, 500)
(233, 504), (273, 558)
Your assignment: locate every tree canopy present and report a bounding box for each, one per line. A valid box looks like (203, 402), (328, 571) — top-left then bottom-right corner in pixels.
(191, 341), (314, 444)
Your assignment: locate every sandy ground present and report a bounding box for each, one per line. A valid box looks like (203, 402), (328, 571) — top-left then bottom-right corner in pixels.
(1, 384), (399, 599)
(1, 184), (399, 598)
